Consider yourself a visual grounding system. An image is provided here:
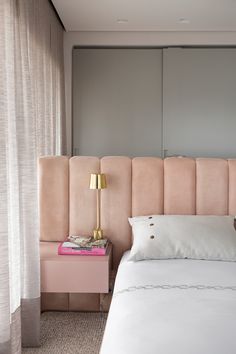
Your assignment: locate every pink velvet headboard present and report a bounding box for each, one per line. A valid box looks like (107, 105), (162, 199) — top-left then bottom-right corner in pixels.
(39, 156), (236, 268)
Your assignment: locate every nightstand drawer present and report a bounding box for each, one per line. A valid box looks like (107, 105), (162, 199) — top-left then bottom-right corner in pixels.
(40, 242), (112, 293)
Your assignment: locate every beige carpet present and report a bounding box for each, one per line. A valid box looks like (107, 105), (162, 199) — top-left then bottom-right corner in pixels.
(23, 312), (108, 354)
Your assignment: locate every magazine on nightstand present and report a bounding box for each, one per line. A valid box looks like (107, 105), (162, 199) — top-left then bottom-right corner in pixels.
(58, 235), (109, 256)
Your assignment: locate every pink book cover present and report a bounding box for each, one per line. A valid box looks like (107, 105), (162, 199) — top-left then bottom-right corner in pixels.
(58, 242), (108, 256)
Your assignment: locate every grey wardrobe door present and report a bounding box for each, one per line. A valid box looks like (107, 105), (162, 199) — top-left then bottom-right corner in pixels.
(72, 48), (163, 157)
(163, 48), (236, 158)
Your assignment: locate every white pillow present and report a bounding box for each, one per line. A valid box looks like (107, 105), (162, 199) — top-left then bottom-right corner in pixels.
(128, 215), (236, 262)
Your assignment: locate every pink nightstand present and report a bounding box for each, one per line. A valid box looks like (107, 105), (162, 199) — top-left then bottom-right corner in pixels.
(40, 242), (112, 294)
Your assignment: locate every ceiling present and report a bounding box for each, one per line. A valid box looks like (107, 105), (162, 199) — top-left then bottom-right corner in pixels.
(51, 0), (236, 32)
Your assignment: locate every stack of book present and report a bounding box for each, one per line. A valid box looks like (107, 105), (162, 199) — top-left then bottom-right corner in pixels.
(58, 235), (109, 256)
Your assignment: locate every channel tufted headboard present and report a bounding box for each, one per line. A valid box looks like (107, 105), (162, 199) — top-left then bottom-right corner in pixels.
(39, 156), (236, 269)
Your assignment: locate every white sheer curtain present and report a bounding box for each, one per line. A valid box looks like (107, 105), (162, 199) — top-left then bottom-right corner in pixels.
(0, 0), (65, 353)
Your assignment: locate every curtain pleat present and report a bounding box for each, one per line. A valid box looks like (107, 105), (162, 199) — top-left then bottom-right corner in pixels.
(0, 0), (65, 352)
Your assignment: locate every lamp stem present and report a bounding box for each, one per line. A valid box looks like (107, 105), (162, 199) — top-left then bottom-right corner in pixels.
(96, 189), (101, 230)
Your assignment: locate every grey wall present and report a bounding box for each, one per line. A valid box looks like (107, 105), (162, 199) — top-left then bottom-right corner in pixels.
(73, 48), (163, 157)
(163, 48), (236, 158)
(73, 47), (236, 158)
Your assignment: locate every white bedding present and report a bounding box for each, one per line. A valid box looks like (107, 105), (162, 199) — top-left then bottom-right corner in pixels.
(100, 252), (236, 354)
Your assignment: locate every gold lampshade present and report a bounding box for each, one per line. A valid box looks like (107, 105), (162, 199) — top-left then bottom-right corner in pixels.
(90, 173), (107, 190)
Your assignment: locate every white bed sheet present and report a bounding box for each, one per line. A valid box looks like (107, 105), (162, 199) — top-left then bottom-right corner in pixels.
(100, 252), (236, 354)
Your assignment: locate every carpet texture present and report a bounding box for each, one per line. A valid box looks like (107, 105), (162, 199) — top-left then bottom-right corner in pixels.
(23, 312), (107, 354)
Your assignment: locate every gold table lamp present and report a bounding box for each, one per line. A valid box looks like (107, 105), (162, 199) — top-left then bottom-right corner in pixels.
(90, 173), (107, 240)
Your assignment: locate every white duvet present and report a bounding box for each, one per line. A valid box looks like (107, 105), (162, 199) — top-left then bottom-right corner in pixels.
(100, 252), (236, 354)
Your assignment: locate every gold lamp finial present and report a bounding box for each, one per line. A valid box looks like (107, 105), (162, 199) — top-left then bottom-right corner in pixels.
(89, 173), (107, 240)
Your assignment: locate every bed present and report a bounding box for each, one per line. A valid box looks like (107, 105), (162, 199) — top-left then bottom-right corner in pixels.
(101, 252), (236, 354)
(99, 155), (236, 354)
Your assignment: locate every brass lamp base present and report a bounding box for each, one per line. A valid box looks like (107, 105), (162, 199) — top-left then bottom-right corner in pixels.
(93, 228), (103, 240)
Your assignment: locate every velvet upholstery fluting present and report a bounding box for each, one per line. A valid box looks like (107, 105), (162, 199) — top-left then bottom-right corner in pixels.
(40, 156), (236, 274)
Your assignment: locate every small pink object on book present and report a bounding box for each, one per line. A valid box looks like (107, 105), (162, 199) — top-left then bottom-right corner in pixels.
(58, 242), (108, 256)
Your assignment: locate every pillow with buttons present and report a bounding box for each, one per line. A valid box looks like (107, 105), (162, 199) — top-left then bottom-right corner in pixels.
(128, 215), (236, 262)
